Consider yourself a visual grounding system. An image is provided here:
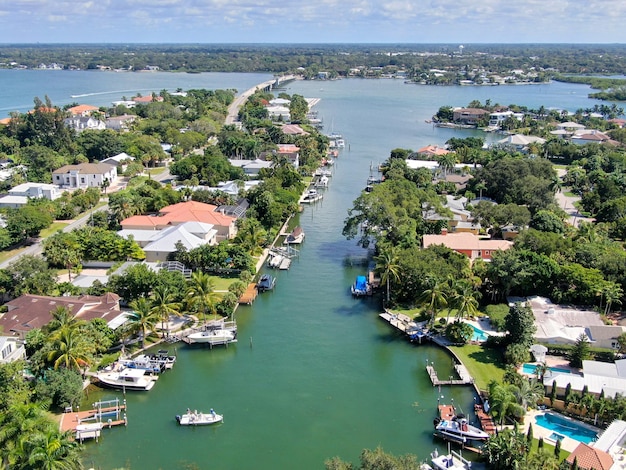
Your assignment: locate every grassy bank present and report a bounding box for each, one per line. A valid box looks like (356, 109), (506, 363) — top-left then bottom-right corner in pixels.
(449, 344), (506, 391)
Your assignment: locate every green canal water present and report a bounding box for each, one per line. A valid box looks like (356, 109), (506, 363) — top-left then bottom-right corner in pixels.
(82, 77), (604, 469)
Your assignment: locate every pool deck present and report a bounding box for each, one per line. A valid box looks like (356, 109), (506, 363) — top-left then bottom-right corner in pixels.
(518, 409), (590, 452)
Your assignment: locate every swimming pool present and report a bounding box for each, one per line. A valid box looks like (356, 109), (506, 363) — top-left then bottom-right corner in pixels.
(535, 412), (598, 444)
(468, 324), (489, 342)
(522, 363), (572, 375)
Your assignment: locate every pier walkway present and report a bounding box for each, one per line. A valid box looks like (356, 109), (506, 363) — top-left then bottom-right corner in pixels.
(426, 364), (474, 386)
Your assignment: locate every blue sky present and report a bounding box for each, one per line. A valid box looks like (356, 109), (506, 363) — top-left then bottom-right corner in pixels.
(0, 0), (624, 44)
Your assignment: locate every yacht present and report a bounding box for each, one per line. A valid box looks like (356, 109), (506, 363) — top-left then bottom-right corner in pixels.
(96, 367), (157, 391)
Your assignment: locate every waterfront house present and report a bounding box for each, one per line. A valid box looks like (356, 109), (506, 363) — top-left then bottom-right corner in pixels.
(281, 124), (309, 136)
(416, 145), (451, 158)
(118, 222), (218, 262)
(488, 110), (524, 128)
(0, 293), (122, 339)
(543, 359), (626, 399)
(52, 162), (117, 190)
(592, 420), (626, 467)
(496, 134), (546, 152)
(120, 200), (237, 242)
(0, 336), (26, 364)
(566, 443), (613, 470)
(422, 231), (511, 261)
(452, 108), (489, 125)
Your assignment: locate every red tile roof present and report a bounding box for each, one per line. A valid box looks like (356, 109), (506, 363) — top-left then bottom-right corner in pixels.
(566, 443), (613, 470)
(68, 104), (99, 115)
(121, 201), (236, 229)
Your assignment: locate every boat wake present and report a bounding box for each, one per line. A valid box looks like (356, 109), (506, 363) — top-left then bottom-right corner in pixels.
(70, 88), (154, 99)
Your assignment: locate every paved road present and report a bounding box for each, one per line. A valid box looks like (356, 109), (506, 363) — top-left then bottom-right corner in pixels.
(555, 169), (593, 227)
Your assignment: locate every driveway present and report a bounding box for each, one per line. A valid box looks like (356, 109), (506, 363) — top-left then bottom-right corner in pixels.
(555, 169), (594, 227)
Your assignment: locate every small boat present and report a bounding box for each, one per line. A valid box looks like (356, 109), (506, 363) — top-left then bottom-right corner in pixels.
(96, 367), (157, 391)
(151, 350), (177, 369)
(301, 189), (323, 204)
(257, 274), (276, 292)
(119, 354), (165, 374)
(314, 175), (329, 188)
(268, 253), (284, 268)
(176, 408), (223, 426)
(351, 275), (371, 297)
(285, 226), (305, 244)
(434, 416), (490, 442)
(430, 448), (472, 470)
(187, 328), (236, 346)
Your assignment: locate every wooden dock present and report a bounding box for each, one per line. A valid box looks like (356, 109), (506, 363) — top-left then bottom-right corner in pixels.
(474, 403), (497, 435)
(426, 364), (474, 386)
(239, 283), (258, 304)
(60, 399), (127, 442)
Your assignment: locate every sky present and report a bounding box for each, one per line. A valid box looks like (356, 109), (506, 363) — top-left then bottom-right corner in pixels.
(0, 0), (625, 44)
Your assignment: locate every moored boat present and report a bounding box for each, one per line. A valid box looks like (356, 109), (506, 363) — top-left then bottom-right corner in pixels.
(285, 226), (305, 244)
(187, 328), (236, 346)
(176, 408), (223, 426)
(257, 274), (276, 292)
(434, 415), (489, 442)
(96, 367), (157, 391)
(351, 275), (371, 297)
(430, 448), (472, 470)
(301, 189), (323, 204)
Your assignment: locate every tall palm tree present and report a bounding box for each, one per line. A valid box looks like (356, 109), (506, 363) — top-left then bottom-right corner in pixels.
(419, 278), (448, 326)
(488, 381), (519, 430)
(127, 297), (159, 349)
(451, 280), (481, 321)
(150, 285), (181, 338)
(374, 246), (401, 306)
(186, 272), (219, 322)
(515, 378), (545, 410)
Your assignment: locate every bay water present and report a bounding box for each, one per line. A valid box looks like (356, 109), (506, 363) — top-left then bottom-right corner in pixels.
(0, 70), (606, 469)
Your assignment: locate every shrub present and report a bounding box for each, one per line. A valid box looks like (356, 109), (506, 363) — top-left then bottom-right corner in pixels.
(485, 304), (509, 331)
(504, 343), (531, 366)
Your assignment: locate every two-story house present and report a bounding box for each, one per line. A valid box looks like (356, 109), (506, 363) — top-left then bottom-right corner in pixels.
(52, 162), (117, 190)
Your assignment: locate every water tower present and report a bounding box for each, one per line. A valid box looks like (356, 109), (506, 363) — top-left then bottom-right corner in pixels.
(458, 45), (464, 55)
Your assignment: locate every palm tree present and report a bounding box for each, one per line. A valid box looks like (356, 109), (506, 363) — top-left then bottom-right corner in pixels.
(0, 403), (50, 468)
(127, 297), (159, 349)
(374, 246), (401, 306)
(23, 429), (82, 470)
(186, 272), (219, 322)
(603, 282), (623, 316)
(515, 378), (545, 410)
(488, 381), (519, 430)
(150, 285), (181, 338)
(419, 278), (448, 326)
(46, 327), (90, 371)
(451, 280), (481, 321)
(44, 306), (83, 338)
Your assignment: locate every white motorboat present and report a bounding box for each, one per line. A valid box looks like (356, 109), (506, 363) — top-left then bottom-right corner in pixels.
(430, 448), (472, 470)
(285, 226), (305, 244)
(119, 354), (165, 374)
(301, 189), (323, 204)
(96, 367), (157, 391)
(434, 416), (489, 442)
(176, 408), (223, 426)
(187, 328), (236, 345)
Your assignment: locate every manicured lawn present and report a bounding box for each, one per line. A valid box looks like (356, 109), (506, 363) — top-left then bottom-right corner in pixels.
(210, 275), (239, 292)
(449, 343), (506, 391)
(530, 437), (570, 461)
(0, 246), (27, 264)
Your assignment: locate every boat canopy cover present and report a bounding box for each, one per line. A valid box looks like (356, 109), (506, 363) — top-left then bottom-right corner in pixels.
(355, 276), (368, 291)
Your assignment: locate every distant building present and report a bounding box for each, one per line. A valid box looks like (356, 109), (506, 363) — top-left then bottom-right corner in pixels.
(452, 108), (489, 125)
(0, 336), (26, 364)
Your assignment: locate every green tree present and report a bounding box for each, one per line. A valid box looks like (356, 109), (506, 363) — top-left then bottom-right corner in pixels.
(374, 245), (401, 306)
(186, 272), (219, 321)
(150, 285), (181, 338)
(570, 333), (591, 368)
(127, 297), (159, 348)
(482, 427), (529, 469)
(505, 303), (537, 347)
(46, 327), (91, 372)
(42, 232), (82, 282)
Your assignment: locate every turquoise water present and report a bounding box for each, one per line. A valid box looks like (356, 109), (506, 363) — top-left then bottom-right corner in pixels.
(535, 412), (598, 444)
(468, 324), (489, 342)
(1, 72), (612, 469)
(522, 363), (572, 375)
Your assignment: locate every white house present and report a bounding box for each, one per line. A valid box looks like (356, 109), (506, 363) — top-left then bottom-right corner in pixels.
(64, 116), (106, 132)
(488, 111), (524, 128)
(0, 336), (26, 364)
(102, 152), (133, 171)
(52, 162), (117, 189)
(0, 182), (62, 208)
(105, 114), (136, 131)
